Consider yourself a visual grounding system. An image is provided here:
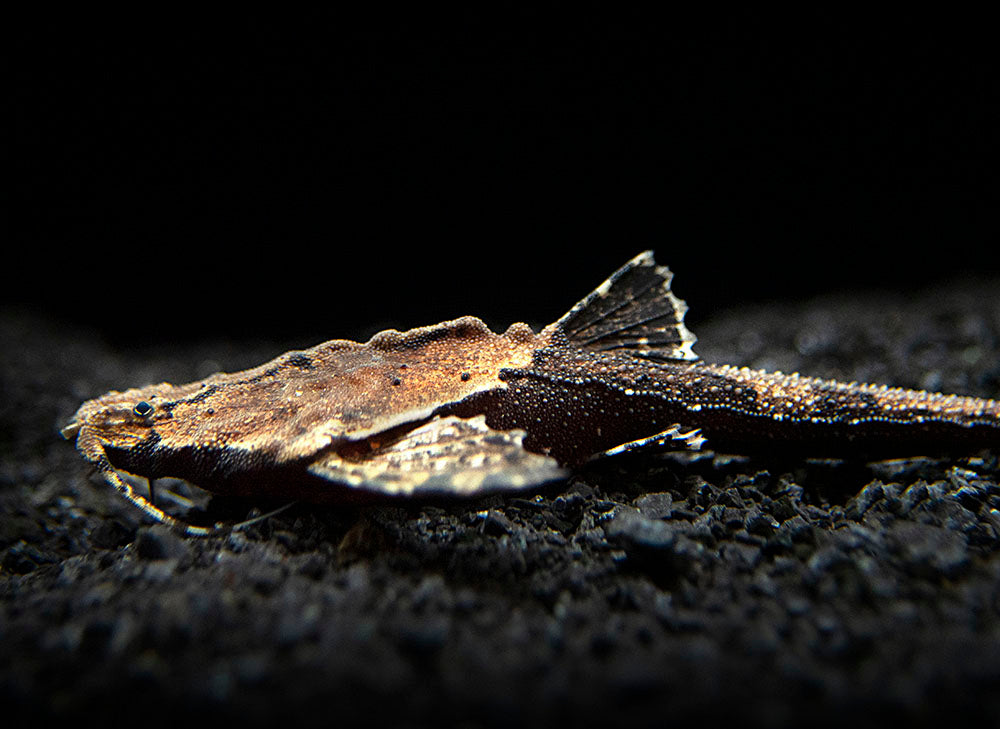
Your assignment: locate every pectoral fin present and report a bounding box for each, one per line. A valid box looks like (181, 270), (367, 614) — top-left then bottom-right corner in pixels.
(308, 415), (567, 497)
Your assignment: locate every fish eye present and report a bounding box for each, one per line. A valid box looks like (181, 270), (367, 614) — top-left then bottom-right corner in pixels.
(133, 401), (154, 417)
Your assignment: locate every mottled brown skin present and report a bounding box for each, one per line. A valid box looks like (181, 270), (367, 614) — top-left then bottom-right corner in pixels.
(63, 318), (548, 499)
(63, 251), (999, 534)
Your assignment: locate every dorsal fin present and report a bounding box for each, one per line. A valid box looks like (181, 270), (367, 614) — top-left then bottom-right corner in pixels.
(550, 251), (698, 361)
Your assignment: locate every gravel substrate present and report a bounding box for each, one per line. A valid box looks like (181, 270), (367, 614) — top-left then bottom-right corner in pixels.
(2, 280), (999, 728)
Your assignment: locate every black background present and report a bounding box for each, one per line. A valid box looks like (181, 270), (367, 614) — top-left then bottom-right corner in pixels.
(10, 10), (996, 345)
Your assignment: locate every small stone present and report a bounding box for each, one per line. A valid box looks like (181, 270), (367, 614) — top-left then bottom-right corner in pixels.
(604, 507), (675, 551)
(480, 509), (515, 536)
(846, 481), (885, 521)
(889, 520), (969, 579)
(633, 492), (673, 519)
(134, 525), (188, 561)
(745, 507), (780, 536)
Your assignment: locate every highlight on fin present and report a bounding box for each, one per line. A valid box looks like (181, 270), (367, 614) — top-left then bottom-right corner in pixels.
(551, 250), (699, 361)
(69, 426), (291, 536)
(96, 462), (295, 537)
(593, 424), (707, 460)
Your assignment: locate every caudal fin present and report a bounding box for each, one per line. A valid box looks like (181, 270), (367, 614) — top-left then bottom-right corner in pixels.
(550, 251), (699, 361)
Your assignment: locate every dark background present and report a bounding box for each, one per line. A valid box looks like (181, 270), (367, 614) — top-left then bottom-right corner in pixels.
(9, 10), (996, 345)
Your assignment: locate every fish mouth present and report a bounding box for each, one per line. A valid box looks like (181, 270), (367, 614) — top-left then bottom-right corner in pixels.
(61, 420), (80, 440)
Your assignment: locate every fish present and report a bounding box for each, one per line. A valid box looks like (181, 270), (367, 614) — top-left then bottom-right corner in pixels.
(62, 251), (1000, 535)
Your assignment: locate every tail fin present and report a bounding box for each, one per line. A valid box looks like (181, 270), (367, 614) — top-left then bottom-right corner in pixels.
(550, 251), (698, 361)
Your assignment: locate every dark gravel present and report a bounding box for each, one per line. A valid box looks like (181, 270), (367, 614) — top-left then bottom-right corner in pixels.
(2, 280), (999, 728)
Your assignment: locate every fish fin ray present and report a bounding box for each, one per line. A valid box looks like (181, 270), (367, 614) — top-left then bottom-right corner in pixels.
(553, 251), (699, 361)
(308, 415), (566, 497)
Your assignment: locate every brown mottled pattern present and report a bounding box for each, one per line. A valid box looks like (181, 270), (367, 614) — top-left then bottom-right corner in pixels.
(65, 317), (542, 463)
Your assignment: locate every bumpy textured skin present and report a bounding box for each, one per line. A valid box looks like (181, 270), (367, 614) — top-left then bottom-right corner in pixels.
(63, 317), (557, 505)
(63, 251), (1000, 531)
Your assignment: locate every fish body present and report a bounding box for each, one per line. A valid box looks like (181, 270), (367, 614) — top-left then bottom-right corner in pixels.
(63, 252), (1000, 533)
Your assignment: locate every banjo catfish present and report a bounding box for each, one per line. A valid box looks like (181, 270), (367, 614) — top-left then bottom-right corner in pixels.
(63, 252), (1000, 535)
